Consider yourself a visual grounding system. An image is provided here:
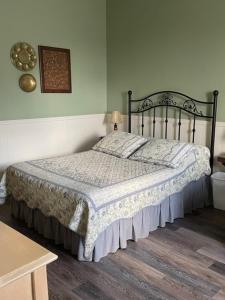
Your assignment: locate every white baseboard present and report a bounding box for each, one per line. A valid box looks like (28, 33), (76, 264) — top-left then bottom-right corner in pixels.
(0, 114), (106, 172)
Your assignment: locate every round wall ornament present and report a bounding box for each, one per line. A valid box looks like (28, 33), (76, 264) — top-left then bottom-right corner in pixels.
(19, 74), (37, 92)
(10, 42), (37, 71)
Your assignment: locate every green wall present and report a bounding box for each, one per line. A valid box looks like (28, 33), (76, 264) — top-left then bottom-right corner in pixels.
(2, 0), (225, 122)
(0, 0), (106, 120)
(107, 0), (225, 122)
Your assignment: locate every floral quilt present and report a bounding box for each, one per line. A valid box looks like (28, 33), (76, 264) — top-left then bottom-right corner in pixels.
(6, 147), (210, 258)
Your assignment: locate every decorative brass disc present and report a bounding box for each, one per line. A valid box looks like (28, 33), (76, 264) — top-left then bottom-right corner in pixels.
(19, 74), (37, 92)
(11, 42), (37, 71)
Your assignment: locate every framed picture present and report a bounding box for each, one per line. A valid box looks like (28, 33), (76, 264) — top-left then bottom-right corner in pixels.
(38, 46), (72, 93)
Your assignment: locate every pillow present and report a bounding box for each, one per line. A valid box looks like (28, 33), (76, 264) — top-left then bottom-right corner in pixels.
(92, 131), (147, 158)
(129, 138), (194, 168)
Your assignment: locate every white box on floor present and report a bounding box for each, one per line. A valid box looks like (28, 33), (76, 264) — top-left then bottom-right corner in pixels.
(211, 172), (225, 210)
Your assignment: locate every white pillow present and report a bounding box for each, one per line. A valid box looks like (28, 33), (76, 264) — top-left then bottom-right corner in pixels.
(130, 138), (194, 168)
(93, 131), (147, 158)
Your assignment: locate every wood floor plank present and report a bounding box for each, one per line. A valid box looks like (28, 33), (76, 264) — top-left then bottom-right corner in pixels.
(161, 276), (210, 300)
(111, 250), (204, 300)
(72, 282), (113, 300)
(174, 216), (225, 243)
(190, 208), (225, 228)
(151, 227), (206, 252)
(48, 250), (133, 300)
(197, 245), (225, 265)
(106, 255), (176, 300)
(96, 256), (158, 300)
(146, 228), (214, 268)
(210, 261), (225, 276)
(111, 249), (165, 280)
(48, 270), (82, 300)
(212, 289), (225, 300)
(138, 238), (225, 289)
(126, 241), (220, 298)
(177, 227), (225, 250)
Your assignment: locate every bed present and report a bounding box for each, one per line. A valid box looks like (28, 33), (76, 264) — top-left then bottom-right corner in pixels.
(6, 90), (218, 262)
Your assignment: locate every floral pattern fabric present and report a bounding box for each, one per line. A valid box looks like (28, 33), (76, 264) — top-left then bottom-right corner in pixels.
(6, 147), (210, 258)
(0, 172), (7, 204)
(92, 131), (147, 158)
(130, 138), (196, 168)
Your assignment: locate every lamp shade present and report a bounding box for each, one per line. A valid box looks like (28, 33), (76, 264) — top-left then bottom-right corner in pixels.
(111, 111), (122, 124)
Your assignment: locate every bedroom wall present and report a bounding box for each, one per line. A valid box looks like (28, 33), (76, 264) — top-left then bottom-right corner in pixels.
(1, 0), (225, 173)
(0, 0), (107, 171)
(0, 0), (107, 120)
(106, 0), (225, 123)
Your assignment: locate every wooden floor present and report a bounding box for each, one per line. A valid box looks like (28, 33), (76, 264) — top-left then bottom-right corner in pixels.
(1, 203), (225, 300)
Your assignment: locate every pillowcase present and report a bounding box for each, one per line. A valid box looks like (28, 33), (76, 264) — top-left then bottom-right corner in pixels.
(92, 131), (147, 158)
(129, 138), (194, 168)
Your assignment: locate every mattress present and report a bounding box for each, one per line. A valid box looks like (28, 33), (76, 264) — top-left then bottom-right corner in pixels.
(6, 148), (210, 258)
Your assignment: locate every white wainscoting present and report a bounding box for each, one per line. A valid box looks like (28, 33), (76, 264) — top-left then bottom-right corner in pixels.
(0, 114), (106, 173)
(1, 113), (225, 174)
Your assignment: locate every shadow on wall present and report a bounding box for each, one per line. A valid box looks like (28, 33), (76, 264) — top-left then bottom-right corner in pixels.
(75, 136), (100, 153)
(122, 91), (128, 114)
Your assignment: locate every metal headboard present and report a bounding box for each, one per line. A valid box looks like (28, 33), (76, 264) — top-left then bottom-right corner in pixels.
(128, 90), (218, 171)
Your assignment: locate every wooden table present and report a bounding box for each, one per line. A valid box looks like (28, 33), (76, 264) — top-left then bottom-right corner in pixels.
(218, 154), (225, 166)
(0, 221), (57, 300)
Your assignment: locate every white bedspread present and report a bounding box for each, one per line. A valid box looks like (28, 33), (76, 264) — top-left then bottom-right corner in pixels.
(6, 146), (210, 258)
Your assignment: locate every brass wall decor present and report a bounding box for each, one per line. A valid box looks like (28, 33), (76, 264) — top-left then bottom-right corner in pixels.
(11, 42), (37, 71)
(19, 74), (37, 92)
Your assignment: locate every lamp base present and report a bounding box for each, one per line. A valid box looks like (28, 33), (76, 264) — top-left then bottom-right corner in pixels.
(114, 123), (118, 131)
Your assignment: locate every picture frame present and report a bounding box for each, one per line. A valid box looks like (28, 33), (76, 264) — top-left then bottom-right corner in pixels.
(38, 46), (72, 93)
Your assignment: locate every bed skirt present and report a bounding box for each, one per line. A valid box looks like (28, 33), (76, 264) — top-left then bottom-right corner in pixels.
(10, 176), (210, 262)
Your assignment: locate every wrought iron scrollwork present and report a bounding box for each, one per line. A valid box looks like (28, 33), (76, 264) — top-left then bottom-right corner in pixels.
(136, 92), (203, 116)
(137, 97), (153, 112)
(183, 99), (203, 116)
(159, 93), (176, 106)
